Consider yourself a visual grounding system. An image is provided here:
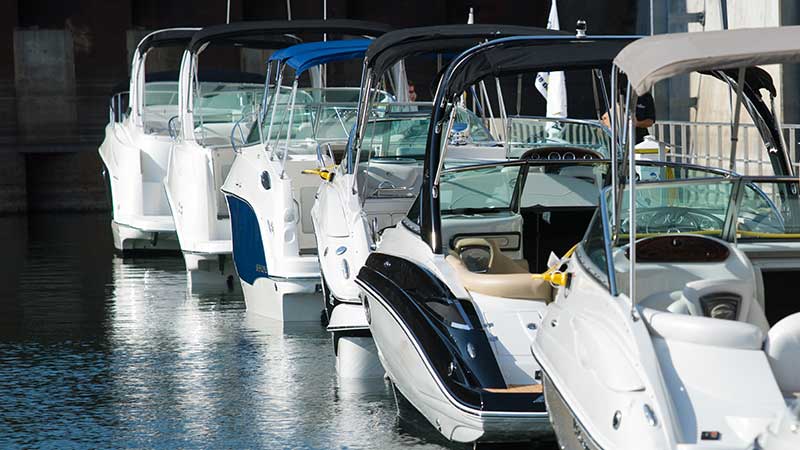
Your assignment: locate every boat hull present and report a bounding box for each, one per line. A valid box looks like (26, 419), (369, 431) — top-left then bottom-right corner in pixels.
(542, 372), (604, 450)
(111, 220), (180, 252)
(241, 276), (322, 322)
(363, 281), (550, 443)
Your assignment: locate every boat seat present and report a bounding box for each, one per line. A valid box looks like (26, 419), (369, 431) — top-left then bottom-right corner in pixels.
(446, 238), (551, 300)
(764, 312), (800, 398)
(641, 307), (764, 350)
(639, 279), (770, 334)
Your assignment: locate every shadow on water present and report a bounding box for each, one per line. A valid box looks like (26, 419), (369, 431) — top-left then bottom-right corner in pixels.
(0, 212), (557, 449)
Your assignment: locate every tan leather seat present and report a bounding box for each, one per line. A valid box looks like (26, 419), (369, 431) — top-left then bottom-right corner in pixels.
(446, 238), (551, 300)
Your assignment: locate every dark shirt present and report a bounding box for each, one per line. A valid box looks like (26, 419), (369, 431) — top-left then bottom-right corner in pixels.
(634, 93), (656, 144)
(604, 93), (657, 144)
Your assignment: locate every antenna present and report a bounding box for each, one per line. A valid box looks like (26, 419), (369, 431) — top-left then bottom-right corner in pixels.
(576, 19), (587, 38)
(286, 0), (292, 20)
(467, 7), (474, 24)
(226, 0), (231, 23)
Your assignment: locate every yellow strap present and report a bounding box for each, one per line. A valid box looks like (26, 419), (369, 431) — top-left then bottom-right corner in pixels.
(532, 243), (579, 287)
(738, 230), (800, 239)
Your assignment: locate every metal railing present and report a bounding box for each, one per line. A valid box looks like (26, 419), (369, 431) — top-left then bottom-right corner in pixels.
(651, 120), (800, 176)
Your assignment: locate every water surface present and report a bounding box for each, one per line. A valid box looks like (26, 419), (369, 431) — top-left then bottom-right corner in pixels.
(0, 213), (555, 449)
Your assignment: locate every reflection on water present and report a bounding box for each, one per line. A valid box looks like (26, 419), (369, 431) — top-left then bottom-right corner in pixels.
(0, 213), (554, 449)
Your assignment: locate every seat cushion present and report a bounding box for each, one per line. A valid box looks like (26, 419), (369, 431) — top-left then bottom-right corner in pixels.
(446, 255), (551, 300)
(641, 307), (764, 350)
(764, 313), (800, 397)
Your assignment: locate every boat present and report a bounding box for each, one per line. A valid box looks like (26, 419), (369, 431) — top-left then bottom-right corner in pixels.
(219, 23), (391, 322)
(355, 33), (652, 443)
(311, 24), (573, 380)
(164, 21), (309, 289)
(99, 28), (198, 253)
(532, 26), (800, 450)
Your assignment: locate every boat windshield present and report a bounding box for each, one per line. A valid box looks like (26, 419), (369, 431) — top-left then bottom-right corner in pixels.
(361, 103), (495, 162)
(735, 178), (800, 239)
(144, 81), (179, 107)
(194, 82), (264, 125)
(604, 177), (800, 241)
(258, 87), (380, 154)
(506, 117), (611, 158)
(141, 81), (179, 135)
(439, 164), (522, 215)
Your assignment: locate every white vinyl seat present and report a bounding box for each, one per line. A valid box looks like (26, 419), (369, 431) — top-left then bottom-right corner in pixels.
(764, 313), (800, 398)
(446, 238), (551, 300)
(639, 278), (770, 334)
(641, 307), (764, 350)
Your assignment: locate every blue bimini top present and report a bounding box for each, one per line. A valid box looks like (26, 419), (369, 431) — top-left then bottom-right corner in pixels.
(269, 39), (371, 76)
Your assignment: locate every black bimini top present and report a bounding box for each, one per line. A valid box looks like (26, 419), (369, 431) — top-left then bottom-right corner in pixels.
(365, 24), (567, 79)
(188, 20), (393, 53)
(442, 35), (638, 100)
(137, 28), (200, 54)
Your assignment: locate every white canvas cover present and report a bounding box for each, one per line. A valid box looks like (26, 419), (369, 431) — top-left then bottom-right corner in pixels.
(614, 26), (800, 95)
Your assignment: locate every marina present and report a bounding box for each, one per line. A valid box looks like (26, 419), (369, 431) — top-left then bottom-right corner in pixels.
(3, 1), (800, 448)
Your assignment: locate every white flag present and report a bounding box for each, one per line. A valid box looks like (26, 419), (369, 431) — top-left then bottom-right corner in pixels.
(535, 0), (567, 118)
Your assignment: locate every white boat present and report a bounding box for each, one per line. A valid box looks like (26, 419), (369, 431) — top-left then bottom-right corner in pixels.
(99, 28), (198, 252)
(164, 22), (304, 289)
(532, 27), (800, 450)
(219, 24), (391, 323)
(355, 33), (648, 444)
(311, 24), (558, 380)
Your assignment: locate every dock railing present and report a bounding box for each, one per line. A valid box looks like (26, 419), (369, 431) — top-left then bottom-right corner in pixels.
(651, 120), (800, 176)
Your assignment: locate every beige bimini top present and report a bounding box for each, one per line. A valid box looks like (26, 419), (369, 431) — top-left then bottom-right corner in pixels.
(614, 26), (800, 96)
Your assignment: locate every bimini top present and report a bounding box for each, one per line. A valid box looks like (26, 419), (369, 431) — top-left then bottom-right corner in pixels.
(188, 20), (392, 53)
(365, 24), (567, 78)
(136, 28), (200, 54)
(442, 35), (638, 100)
(614, 26), (800, 95)
(269, 39), (372, 75)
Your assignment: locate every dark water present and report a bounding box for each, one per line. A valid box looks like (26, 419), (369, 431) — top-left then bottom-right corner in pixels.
(0, 213), (556, 449)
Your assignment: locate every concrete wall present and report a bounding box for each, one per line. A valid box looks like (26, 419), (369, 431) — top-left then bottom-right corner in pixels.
(0, 0), (639, 215)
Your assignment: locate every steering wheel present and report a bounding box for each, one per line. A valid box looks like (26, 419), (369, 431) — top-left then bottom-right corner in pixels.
(639, 207), (723, 234)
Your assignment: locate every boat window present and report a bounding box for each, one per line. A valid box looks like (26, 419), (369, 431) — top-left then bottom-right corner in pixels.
(580, 209), (611, 288)
(256, 87), (382, 153)
(144, 82), (179, 107)
(141, 82), (179, 135)
(439, 164), (521, 215)
(507, 118), (611, 159)
(192, 82), (264, 146)
(613, 179), (734, 238)
(736, 179), (800, 239)
(360, 103), (434, 162)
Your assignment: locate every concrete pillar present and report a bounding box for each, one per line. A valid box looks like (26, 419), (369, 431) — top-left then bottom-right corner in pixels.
(13, 29), (78, 143)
